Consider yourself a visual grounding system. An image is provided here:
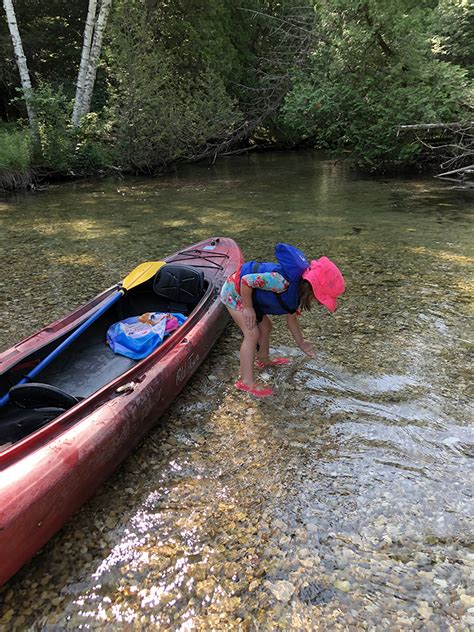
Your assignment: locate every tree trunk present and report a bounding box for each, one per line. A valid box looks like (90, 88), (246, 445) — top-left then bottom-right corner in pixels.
(2, 0), (37, 139)
(77, 0), (113, 121)
(72, 0), (98, 127)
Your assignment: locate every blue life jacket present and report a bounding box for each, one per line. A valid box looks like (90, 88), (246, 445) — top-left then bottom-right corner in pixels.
(239, 243), (309, 316)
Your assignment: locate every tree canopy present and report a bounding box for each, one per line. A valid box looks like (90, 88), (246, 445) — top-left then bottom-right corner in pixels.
(0, 0), (472, 178)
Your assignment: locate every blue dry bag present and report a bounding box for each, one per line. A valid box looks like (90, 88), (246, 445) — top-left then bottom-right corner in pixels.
(107, 312), (186, 360)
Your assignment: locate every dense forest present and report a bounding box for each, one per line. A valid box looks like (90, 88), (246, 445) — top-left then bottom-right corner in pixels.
(0, 0), (472, 189)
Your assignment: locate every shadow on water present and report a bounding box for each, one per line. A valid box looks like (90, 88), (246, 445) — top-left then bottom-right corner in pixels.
(0, 151), (473, 628)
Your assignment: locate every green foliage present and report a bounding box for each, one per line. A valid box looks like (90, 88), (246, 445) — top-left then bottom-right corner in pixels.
(0, 127), (31, 170)
(27, 82), (111, 171)
(73, 113), (114, 170)
(0, 1), (89, 119)
(105, 0), (241, 171)
(28, 82), (73, 170)
(281, 0), (473, 171)
(432, 0), (474, 76)
(1, 0), (472, 176)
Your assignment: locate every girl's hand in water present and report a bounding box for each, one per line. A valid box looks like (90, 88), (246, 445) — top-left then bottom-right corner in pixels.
(300, 339), (315, 358)
(243, 307), (257, 330)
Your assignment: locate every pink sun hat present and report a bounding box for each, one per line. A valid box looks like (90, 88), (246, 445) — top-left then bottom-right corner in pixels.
(302, 256), (345, 312)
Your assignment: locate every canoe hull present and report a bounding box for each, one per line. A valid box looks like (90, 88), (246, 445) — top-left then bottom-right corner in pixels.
(0, 237), (241, 586)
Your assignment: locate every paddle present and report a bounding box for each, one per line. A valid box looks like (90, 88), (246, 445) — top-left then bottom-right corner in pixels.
(0, 261), (166, 408)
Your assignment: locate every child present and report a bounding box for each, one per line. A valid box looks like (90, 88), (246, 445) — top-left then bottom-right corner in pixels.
(220, 243), (345, 397)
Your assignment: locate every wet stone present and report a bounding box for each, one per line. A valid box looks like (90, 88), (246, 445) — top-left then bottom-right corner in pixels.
(265, 580), (295, 602)
(299, 582), (335, 605)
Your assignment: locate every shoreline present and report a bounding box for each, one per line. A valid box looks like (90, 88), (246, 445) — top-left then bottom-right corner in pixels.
(0, 147), (455, 196)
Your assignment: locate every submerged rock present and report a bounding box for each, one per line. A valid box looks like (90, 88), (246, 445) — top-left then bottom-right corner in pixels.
(265, 580), (295, 602)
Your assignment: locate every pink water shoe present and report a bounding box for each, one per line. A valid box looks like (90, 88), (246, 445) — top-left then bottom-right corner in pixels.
(255, 357), (290, 369)
(235, 380), (274, 398)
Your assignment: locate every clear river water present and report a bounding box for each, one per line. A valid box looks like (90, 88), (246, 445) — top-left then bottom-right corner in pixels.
(0, 151), (473, 630)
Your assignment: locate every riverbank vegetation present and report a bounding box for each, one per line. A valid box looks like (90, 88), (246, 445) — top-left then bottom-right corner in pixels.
(0, 0), (472, 190)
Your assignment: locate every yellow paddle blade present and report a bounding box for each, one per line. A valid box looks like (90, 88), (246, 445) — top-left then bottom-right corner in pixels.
(122, 261), (166, 292)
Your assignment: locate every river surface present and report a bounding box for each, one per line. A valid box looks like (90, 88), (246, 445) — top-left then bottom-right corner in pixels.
(0, 152), (473, 630)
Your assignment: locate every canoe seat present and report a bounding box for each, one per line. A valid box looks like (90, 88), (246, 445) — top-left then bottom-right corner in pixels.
(9, 382), (80, 410)
(0, 383), (79, 445)
(153, 265), (205, 315)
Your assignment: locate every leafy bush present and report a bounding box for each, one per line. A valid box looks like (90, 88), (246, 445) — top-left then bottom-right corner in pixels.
(71, 112), (114, 170)
(28, 82), (72, 170)
(26, 82), (112, 171)
(281, 0), (473, 171)
(105, 2), (241, 172)
(0, 127), (31, 170)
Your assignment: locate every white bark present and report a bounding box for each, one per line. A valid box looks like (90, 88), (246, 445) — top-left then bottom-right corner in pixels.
(77, 0), (113, 122)
(72, 0), (98, 127)
(2, 0), (37, 137)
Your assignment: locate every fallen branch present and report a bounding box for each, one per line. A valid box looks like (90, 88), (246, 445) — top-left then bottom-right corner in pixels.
(398, 121), (473, 183)
(398, 122), (474, 131)
(219, 146), (258, 158)
(434, 165), (474, 178)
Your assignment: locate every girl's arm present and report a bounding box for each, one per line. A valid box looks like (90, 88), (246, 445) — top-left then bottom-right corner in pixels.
(285, 313), (315, 358)
(241, 282), (257, 330)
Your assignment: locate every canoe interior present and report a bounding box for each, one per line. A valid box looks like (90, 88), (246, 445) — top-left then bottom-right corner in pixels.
(0, 263), (214, 449)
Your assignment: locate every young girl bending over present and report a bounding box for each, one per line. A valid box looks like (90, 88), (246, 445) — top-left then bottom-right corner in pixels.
(220, 243), (345, 398)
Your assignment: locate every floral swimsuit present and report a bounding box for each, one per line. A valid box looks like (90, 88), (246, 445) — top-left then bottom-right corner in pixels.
(220, 268), (290, 311)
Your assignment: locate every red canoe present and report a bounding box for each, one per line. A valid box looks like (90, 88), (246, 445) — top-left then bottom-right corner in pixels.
(0, 237), (242, 586)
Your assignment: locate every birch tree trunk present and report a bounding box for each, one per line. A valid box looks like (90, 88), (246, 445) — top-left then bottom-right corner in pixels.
(72, 0), (98, 127)
(2, 0), (37, 139)
(76, 0), (113, 122)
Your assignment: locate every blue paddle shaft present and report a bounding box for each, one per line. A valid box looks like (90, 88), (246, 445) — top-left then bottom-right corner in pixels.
(0, 290), (122, 408)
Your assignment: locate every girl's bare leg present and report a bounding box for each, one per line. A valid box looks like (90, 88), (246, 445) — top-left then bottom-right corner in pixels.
(227, 308), (259, 385)
(256, 315), (272, 363)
